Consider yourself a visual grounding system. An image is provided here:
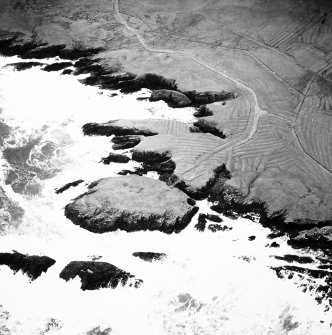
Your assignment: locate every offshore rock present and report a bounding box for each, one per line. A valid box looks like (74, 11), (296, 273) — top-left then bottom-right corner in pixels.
(55, 180), (84, 194)
(0, 251), (55, 280)
(100, 153), (130, 164)
(42, 62), (72, 72)
(64, 175), (199, 234)
(132, 252), (167, 262)
(59, 261), (142, 290)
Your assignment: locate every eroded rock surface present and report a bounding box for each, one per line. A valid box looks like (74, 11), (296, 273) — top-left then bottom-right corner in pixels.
(59, 261), (142, 290)
(65, 175), (199, 233)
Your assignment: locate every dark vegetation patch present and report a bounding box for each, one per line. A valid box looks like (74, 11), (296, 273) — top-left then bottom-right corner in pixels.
(0, 251), (55, 280)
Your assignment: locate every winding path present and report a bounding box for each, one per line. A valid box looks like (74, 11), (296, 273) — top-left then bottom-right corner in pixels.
(113, 0), (331, 180)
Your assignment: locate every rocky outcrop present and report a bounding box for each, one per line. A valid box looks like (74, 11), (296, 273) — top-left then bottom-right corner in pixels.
(149, 90), (192, 107)
(192, 119), (226, 138)
(0, 251), (55, 280)
(132, 252), (167, 262)
(55, 180), (84, 194)
(208, 224), (232, 232)
(205, 214), (223, 223)
(273, 254), (314, 264)
(100, 153), (130, 164)
(272, 265), (332, 308)
(82, 121), (158, 137)
(111, 135), (141, 150)
(64, 175), (199, 234)
(42, 62), (72, 72)
(193, 105), (213, 117)
(288, 226), (332, 252)
(195, 213), (207, 232)
(59, 261), (142, 290)
(183, 90), (237, 105)
(7, 62), (44, 71)
(0, 35), (101, 60)
(149, 89), (236, 108)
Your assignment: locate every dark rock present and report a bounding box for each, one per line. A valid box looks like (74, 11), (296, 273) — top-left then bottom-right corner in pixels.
(0, 35), (101, 60)
(149, 89), (192, 107)
(195, 214), (207, 232)
(132, 252), (167, 262)
(131, 150), (176, 178)
(273, 254), (314, 264)
(42, 62), (72, 72)
(248, 235), (256, 241)
(192, 119), (226, 139)
(208, 224), (232, 232)
(272, 265), (332, 307)
(267, 231), (285, 239)
(7, 62), (44, 71)
(269, 242), (280, 248)
(187, 198), (196, 206)
(183, 90), (237, 105)
(117, 169), (141, 176)
(62, 69), (73, 75)
(82, 121), (157, 137)
(288, 226), (332, 252)
(193, 105), (213, 117)
(205, 214), (223, 223)
(0, 251), (55, 280)
(112, 135), (141, 150)
(115, 73), (177, 93)
(64, 175), (199, 234)
(55, 180), (84, 194)
(59, 261), (142, 290)
(100, 153), (130, 164)
(110, 93), (118, 97)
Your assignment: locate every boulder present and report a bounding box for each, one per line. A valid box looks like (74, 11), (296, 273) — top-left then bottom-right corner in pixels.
(65, 175), (199, 233)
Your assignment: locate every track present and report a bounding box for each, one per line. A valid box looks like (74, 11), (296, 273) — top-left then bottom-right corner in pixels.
(113, 0), (331, 182)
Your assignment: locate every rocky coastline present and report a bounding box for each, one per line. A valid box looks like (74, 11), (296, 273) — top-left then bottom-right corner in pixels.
(0, 31), (331, 310)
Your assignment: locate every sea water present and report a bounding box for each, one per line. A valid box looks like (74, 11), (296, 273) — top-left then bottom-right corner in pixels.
(0, 56), (331, 335)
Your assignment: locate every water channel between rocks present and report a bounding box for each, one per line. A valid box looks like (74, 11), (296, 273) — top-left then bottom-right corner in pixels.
(0, 56), (331, 335)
